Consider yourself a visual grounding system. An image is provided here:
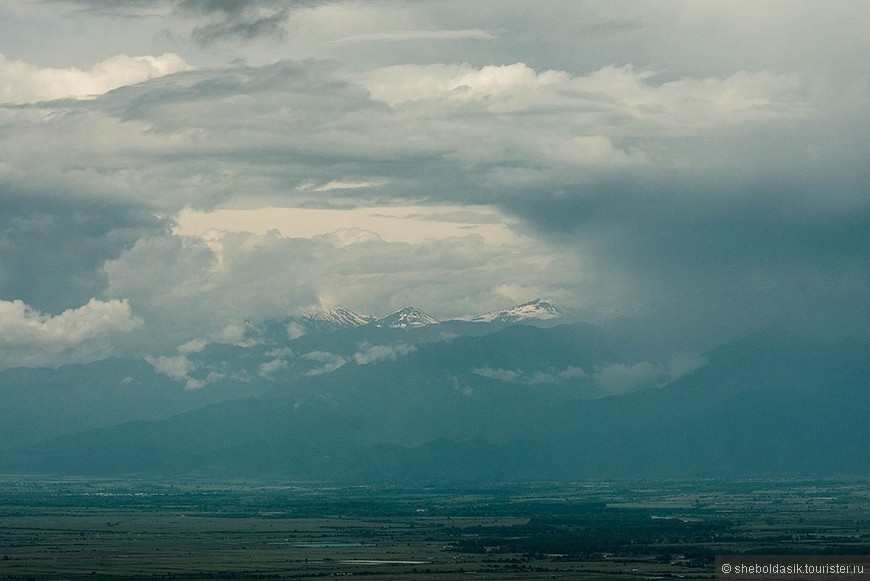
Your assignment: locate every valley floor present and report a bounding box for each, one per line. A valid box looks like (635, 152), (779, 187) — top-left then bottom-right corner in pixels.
(0, 476), (868, 580)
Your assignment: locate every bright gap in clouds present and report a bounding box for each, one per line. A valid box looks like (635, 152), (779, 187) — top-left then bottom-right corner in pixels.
(0, 53), (189, 104)
(172, 205), (525, 246)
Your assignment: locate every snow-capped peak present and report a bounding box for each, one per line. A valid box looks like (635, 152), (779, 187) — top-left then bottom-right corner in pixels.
(373, 306), (439, 329)
(471, 299), (563, 323)
(302, 306), (374, 328)
(286, 306), (374, 337)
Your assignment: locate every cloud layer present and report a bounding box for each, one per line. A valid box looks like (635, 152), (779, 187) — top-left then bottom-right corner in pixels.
(1, 1), (869, 367)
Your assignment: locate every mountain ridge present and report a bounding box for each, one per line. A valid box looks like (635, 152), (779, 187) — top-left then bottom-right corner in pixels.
(472, 298), (564, 323)
(250, 299), (563, 341)
(1, 326), (867, 480)
(372, 306), (440, 329)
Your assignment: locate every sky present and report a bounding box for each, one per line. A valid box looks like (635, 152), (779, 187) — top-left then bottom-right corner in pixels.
(1, 0), (869, 368)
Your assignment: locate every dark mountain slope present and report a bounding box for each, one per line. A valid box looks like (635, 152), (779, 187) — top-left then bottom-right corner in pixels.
(2, 328), (867, 481)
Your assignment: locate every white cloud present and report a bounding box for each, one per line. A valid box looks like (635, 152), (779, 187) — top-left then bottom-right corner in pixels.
(177, 337), (207, 354)
(103, 232), (316, 347)
(527, 371), (558, 385)
(472, 367), (522, 382)
(285, 321), (307, 339)
(302, 351), (347, 376)
(471, 360), (705, 394)
(472, 366), (585, 387)
(260, 348), (294, 378)
(146, 354), (195, 382)
(211, 323), (245, 344)
(593, 361), (664, 395)
(355, 63), (807, 131)
(300, 179), (388, 192)
(342, 61), (811, 185)
(558, 366), (589, 380)
(0, 298), (141, 346)
(471, 360), (680, 394)
(0, 298), (142, 368)
(356, 62), (569, 107)
(667, 353), (708, 380)
(352, 343), (416, 365)
(471, 357), (701, 394)
(265, 347), (294, 358)
(592, 354), (707, 394)
(145, 352), (223, 390)
(0, 52), (189, 104)
(101, 223), (586, 349)
(259, 357), (288, 377)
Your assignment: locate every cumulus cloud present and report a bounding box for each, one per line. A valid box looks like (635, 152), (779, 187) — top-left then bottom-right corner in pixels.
(0, 297), (141, 346)
(177, 337), (207, 354)
(352, 343), (416, 365)
(471, 356), (705, 394)
(0, 53), (189, 104)
(145, 339), (227, 389)
(214, 323), (251, 344)
(472, 367), (522, 383)
(472, 366), (580, 386)
(0, 298), (142, 368)
(592, 354), (708, 395)
(302, 351), (346, 376)
(146, 354), (195, 382)
(259, 356), (288, 377)
(558, 366), (589, 380)
(101, 231), (318, 348)
(99, 224), (582, 351)
(286, 321), (307, 339)
(592, 362), (664, 395)
(356, 62), (806, 126)
(145, 355), (223, 389)
(259, 347), (294, 377)
(667, 353), (708, 380)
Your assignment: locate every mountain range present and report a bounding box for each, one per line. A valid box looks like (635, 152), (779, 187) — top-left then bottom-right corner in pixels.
(0, 299), (867, 481)
(260, 298), (564, 339)
(471, 298), (563, 323)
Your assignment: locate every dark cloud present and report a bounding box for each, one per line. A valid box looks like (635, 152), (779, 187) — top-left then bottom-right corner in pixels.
(176, 0), (329, 45)
(8, 55), (867, 349)
(190, 8), (288, 44)
(43, 0), (329, 44)
(177, 0), (281, 16)
(40, 0), (173, 17)
(4, 2), (870, 366)
(0, 196), (165, 313)
(504, 167), (870, 349)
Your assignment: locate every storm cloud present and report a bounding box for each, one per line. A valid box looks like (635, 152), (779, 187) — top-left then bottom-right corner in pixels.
(0, 1), (868, 367)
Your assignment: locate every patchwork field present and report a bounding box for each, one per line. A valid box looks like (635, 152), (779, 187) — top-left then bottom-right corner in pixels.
(0, 477), (867, 580)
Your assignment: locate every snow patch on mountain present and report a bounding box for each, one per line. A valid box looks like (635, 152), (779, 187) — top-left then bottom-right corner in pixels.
(373, 307), (439, 329)
(472, 299), (563, 323)
(303, 306), (374, 328)
(287, 306), (375, 337)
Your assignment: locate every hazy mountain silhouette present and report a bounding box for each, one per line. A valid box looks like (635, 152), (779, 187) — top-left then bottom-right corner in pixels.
(2, 324), (867, 481)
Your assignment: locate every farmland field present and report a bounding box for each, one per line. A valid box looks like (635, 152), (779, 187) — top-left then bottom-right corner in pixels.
(0, 476), (868, 579)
